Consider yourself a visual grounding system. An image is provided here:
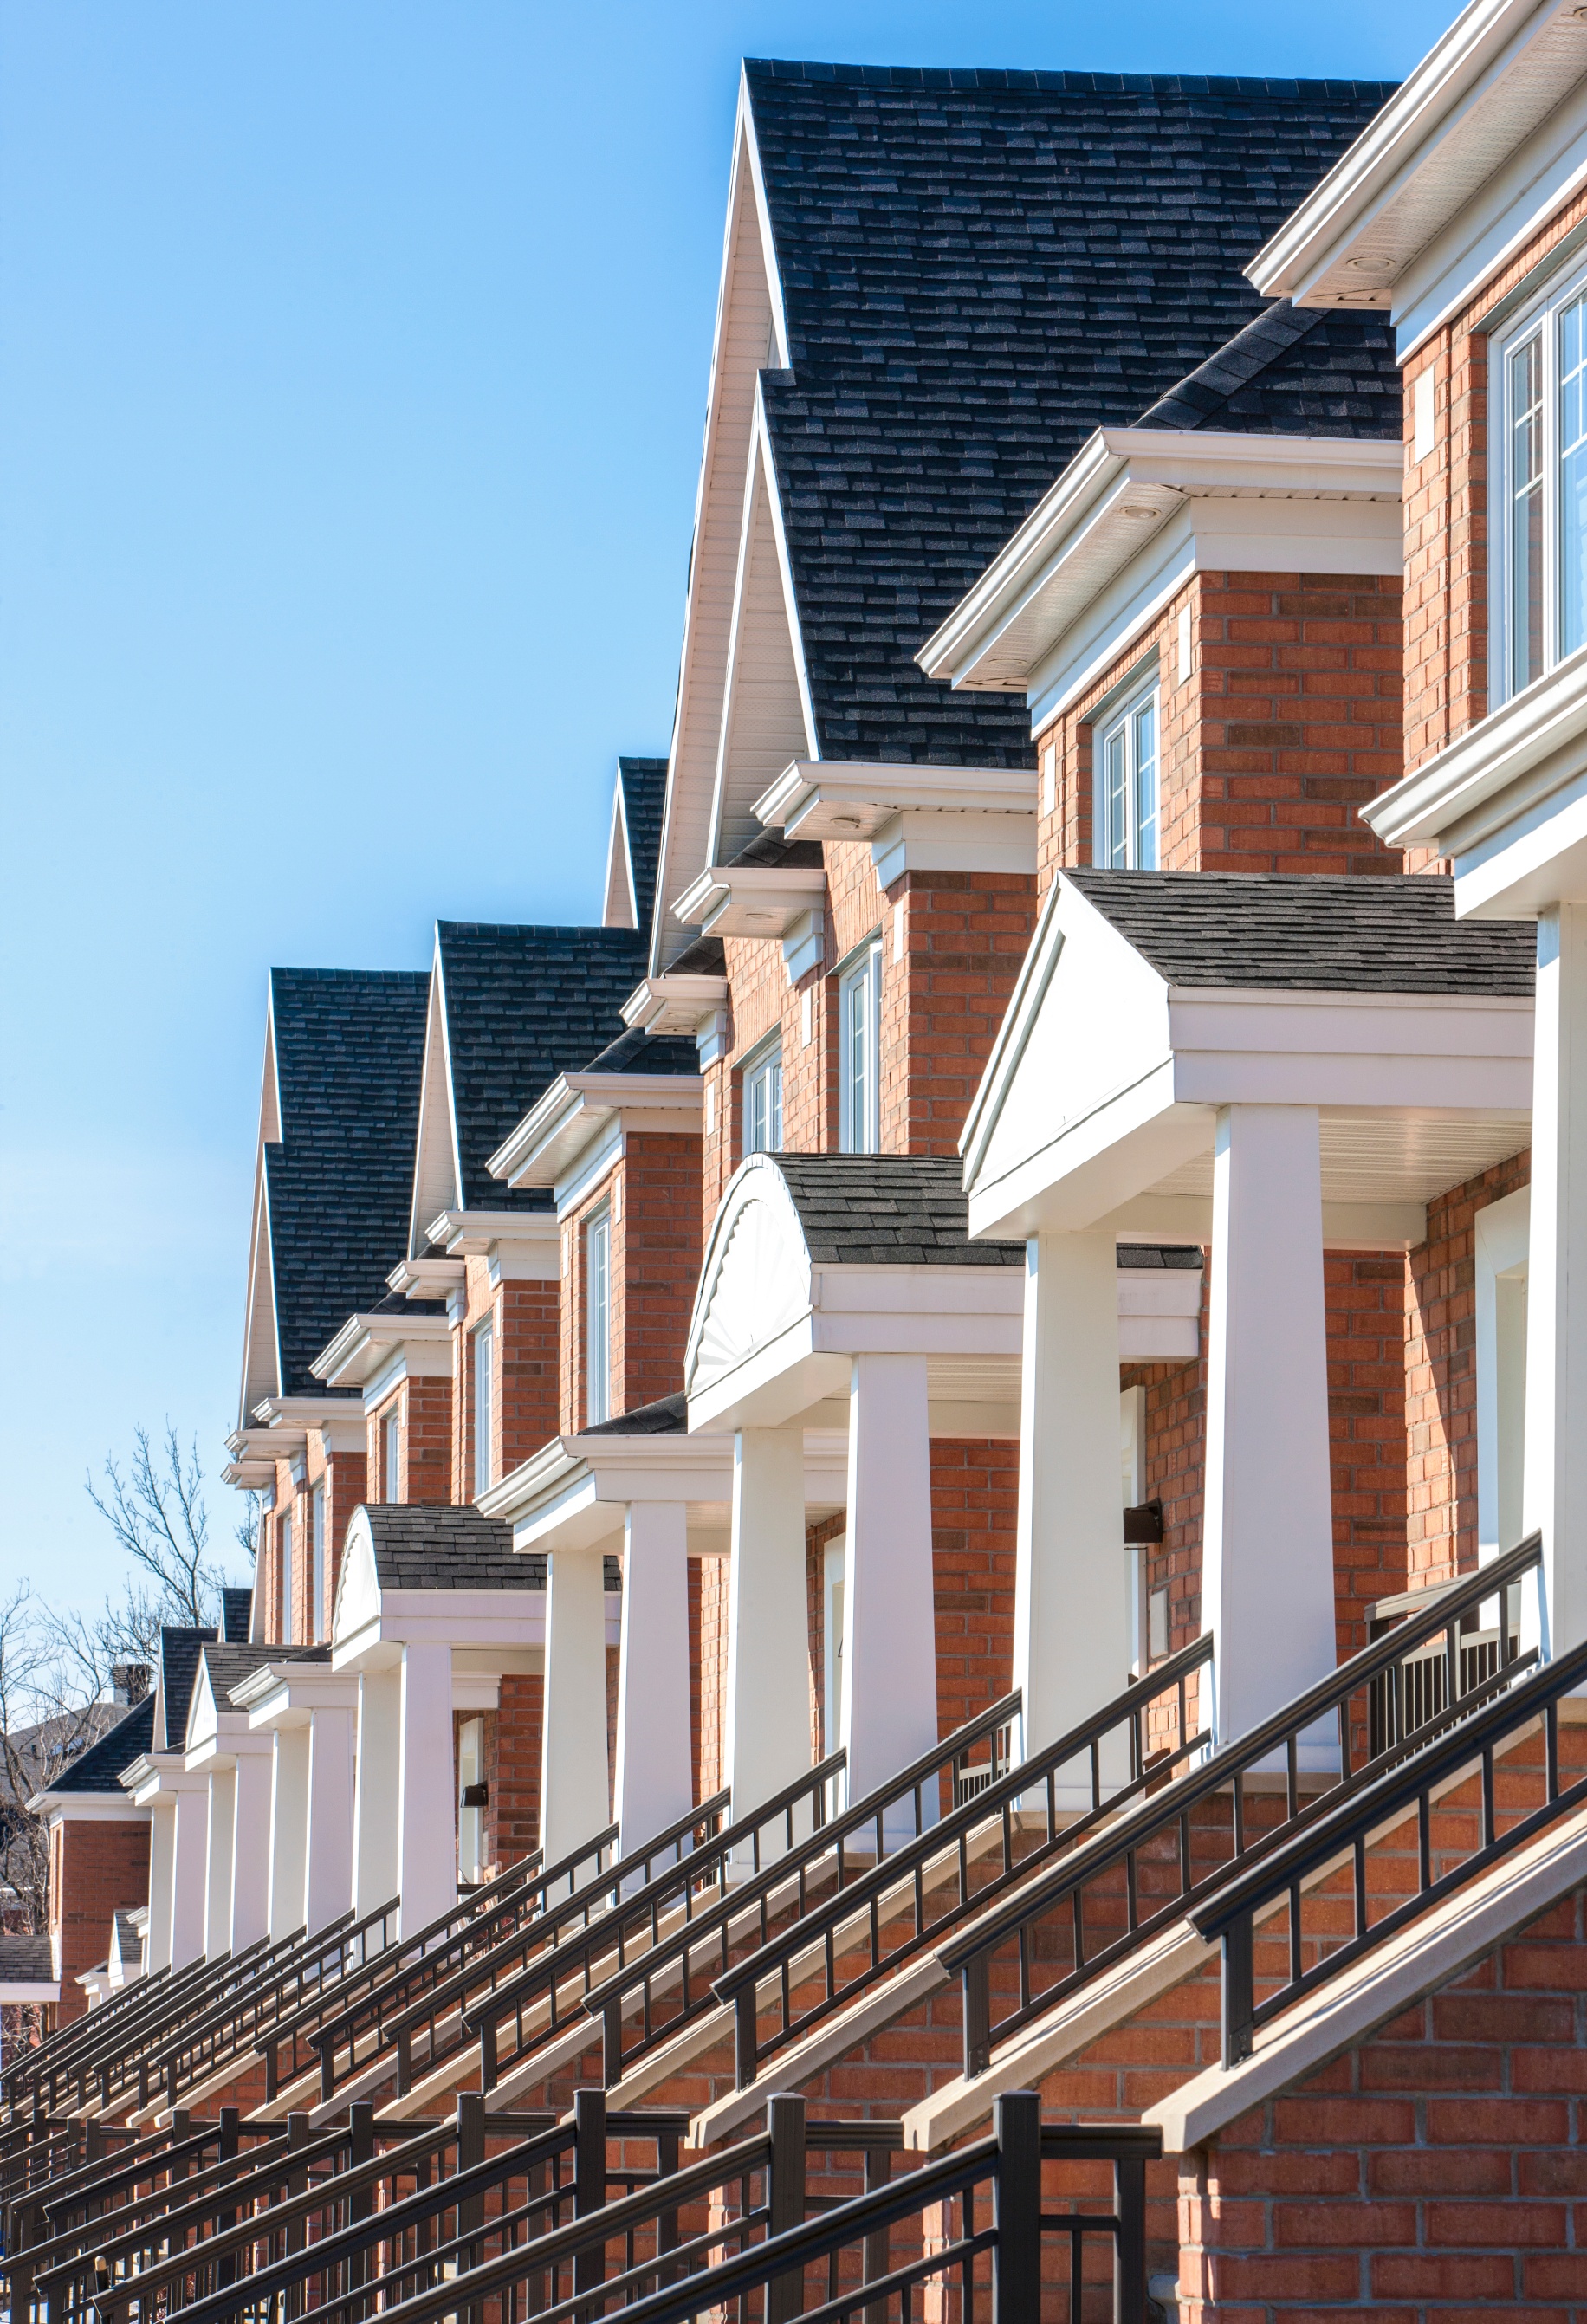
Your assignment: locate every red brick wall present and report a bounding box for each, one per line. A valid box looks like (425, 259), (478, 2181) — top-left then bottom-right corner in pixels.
(560, 1140), (703, 1430)
(1179, 1878), (1587, 2321)
(49, 1817), (151, 2024)
(931, 1440), (1019, 1738)
(366, 1377), (452, 1505)
(1034, 572), (1403, 899)
(452, 1265), (561, 1503)
(489, 1673), (542, 1868)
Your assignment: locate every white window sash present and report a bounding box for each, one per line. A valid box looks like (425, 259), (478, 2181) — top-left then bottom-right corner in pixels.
(473, 1325), (494, 1498)
(1493, 260), (1587, 706)
(839, 942), (882, 1153)
(1093, 679), (1160, 870)
(586, 1213), (612, 1426)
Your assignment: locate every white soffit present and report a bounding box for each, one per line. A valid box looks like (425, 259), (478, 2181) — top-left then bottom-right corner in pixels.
(755, 760), (1039, 838)
(489, 1072), (704, 1191)
(674, 861), (828, 939)
(651, 91), (789, 975)
(917, 430), (1402, 705)
(1247, 0), (1587, 325)
(622, 972), (733, 1038)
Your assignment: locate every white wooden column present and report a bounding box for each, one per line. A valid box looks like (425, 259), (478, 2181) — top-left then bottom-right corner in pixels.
(613, 1503), (694, 1857)
(1202, 1104), (1337, 1756)
(305, 1699), (357, 1933)
(539, 1546), (612, 1870)
(398, 1641), (457, 1937)
(146, 1799), (176, 1974)
(204, 1768), (236, 1957)
(726, 1424), (811, 1818)
(842, 1355), (937, 1813)
(170, 1781), (209, 1969)
(1525, 903), (1587, 1656)
(353, 1669), (401, 1919)
(231, 1737), (275, 1950)
(1014, 1230), (1130, 1767)
(267, 1727), (310, 1939)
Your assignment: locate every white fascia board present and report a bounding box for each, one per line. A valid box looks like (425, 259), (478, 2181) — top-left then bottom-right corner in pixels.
(1244, 0), (1584, 309)
(622, 973), (732, 1035)
(226, 1427), (307, 1464)
(386, 1256), (467, 1298)
(1365, 641), (1587, 877)
(127, 1755), (209, 1808)
(249, 1395), (367, 1435)
(243, 1669), (360, 1732)
(428, 1209), (561, 1267)
(408, 935), (463, 1262)
(222, 1461), (275, 1491)
(920, 430), (1400, 700)
(311, 1311), (453, 1390)
(489, 1074), (703, 1194)
(673, 862), (827, 936)
(755, 760), (1039, 837)
(478, 1436), (584, 1524)
(0, 1981), (60, 2003)
(347, 1589), (551, 1651)
(36, 1790), (150, 1823)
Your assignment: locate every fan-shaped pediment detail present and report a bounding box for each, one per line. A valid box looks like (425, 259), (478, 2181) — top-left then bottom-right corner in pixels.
(331, 1509), (382, 1648)
(688, 1167), (813, 1397)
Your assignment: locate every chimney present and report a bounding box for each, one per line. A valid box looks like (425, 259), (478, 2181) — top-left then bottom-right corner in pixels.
(113, 1664), (152, 1706)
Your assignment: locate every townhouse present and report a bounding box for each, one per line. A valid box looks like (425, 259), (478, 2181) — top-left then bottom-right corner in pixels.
(25, 14), (1587, 2321)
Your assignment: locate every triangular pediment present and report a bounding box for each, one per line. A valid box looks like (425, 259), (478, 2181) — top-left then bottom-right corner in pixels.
(961, 877), (1172, 1210)
(706, 429), (818, 869)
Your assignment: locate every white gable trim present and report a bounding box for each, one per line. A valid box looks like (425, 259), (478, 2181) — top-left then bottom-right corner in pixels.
(651, 86), (792, 974)
(407, 935), (463, 1259)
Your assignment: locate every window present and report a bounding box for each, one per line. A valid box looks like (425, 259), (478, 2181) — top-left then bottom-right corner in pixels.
(457, 1718), (486, 1886)
(839, 939), (882, 1154)
(742, 1042), (783, 1156)
(472, 1323), (495, 1498)
(278, 1510), (294, 1644)
(586, 1209), (612, 1426)
(1093, 675), (1159, 870)
(310, 1486), (325, 1646)
(382, 1408), (400, 1500)
(1497, 275), (1587, 700)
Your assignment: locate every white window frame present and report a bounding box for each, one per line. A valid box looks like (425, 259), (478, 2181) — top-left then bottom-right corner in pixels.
(458, 1716), (486, 1887)
(310, 1485), (325, 1646)
(586, 1207), (612, 1427)
(838, 936), (883, 1155)
(382, 1408), (400, 1501)
(1091, 669), (1160, 871)
(1475, 1187), (1530, 1564)
(1493, 258), (1587, 706)
(1121, 1386), (1147, 1678)
(278, 1510), (294, 1645)
(742, 1038), (784, 1156)
(472, 1322), (495, 1499)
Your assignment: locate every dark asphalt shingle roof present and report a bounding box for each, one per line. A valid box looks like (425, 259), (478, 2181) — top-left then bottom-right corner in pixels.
(0, 1934), (55, 1984)
(266, 968), (431, 1395)
(359, 1505), (619, 1594)
(670, 935), (728, 977)
(746, 61), (1397, 765)
(436, 923), (650, 1213)
(1065, 871), (1538, 995)
(1133, 301), (1400, 437)
(193, 1642), (327, 1717)
(618, 758), (668, 930)
(155, 1628), (219, 1754)
(222, 1588), (254, 1645)
(728, 832), (827, 871)
(580, 1028), (702, 1078)
(583, 1390), (689, 1436)
(35, 1697), (154, 1798)
(772, 1154), (1026, 1265)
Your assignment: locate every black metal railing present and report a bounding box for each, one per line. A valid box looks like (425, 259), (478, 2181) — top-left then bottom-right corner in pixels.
(301, 1793), (728, 2108)
(28, 1933), (287, 2120)
(938, 1534), (1543, 2079)
(2, 1961), (179, 2108)
(466, 1696), (1021, 2101)
(5, 1945), (247, 2116)
(1199, 1622), (1587, 2068)
(710, 1638), (1212, 2094)
(267, 2091), (1156, 2324)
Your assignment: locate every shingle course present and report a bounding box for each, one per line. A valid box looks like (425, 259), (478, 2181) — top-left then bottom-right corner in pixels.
(36, 1697), (154, 1798)
(1132, 301), (1399, 437)
(360, 1504), (619, 1595)
(772, 1153), (1026, 1266)
(745, 62), (1398, 763)
(1065, 871), (1537, 995)
(437, 923), (650, 1212)
(267, 968), (431, 1395)
(617, 758), (668, 930)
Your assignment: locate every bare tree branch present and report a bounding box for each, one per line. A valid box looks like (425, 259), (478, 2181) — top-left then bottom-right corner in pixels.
(83, 1423), (227, 1632)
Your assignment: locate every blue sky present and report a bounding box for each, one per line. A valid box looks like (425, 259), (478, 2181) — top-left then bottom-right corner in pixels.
(1, 0), (1451, 1616)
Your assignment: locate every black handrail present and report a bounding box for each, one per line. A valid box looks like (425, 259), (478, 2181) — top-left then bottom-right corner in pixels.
(332, 2092), (1157, 2324)
(1197, 1623), (1587, 2067)
(10, 1945), (252, 2114)
(260, 1826), (627, 2101)
(464, 1693), (1019, 2097)
(302, 1789), (729, 2106)
(937, 1533), (1543, 2077)
(709, 1635), (1213, 2092)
